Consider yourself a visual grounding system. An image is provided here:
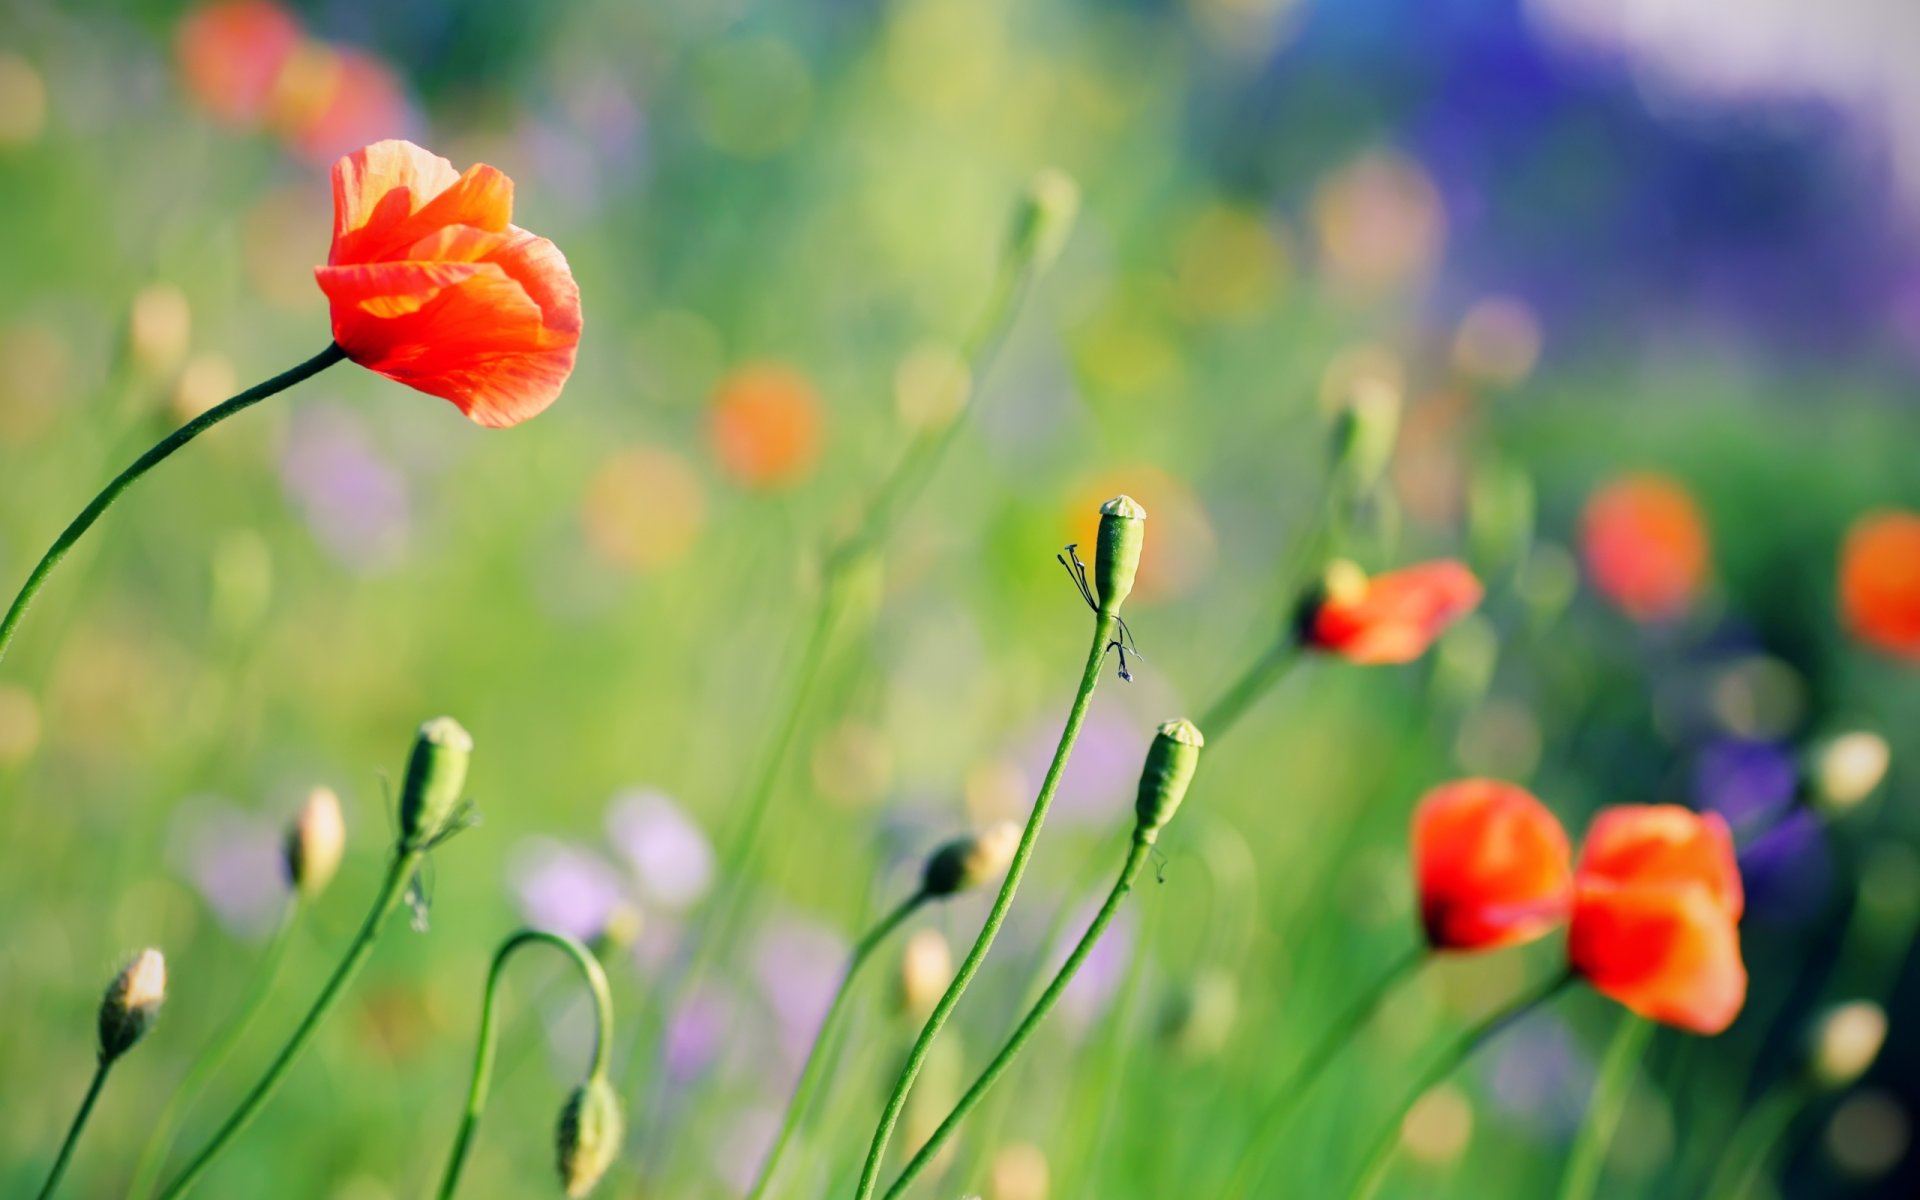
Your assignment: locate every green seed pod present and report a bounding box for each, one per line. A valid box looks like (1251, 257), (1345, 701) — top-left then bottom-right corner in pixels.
(921, 821), (1020, 898)
(399, 716), (473, 845)
(283, 786), (346, 899)
(99, 948), (166, 1063)
(1328, 379), (1400, 501)
(555, 1076), (624, 1198)
(1135, 719), (1204, 840)
(1094, 495), (1147, 613)
(1007, 168), (1081, 275)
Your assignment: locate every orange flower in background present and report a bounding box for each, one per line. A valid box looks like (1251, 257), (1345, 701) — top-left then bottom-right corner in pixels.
(709, 363), (823, 488)
(1580, 474), (1709, 620)
(1839, 510), (1920, 660)
(1414, 779), (1573, 952)
(315, 140), (583, 427)
(271, 45), (413, 166)
(175, 0), (301, 125)
(1568, 805), (1746, 1034)
(1066, 468), (1219, 603)
(1303, 559), (1482, 664)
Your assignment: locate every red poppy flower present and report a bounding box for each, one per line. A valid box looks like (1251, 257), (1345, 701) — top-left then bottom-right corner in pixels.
(1839, 510), (1920, 661)
(1414, 779), (1573, 951)
(1303, 559), (1482, 665)
(1579, 474), (1709, 621)
(1568, 805), (1746, 1034)
(708, 363), (823, 488)
(176, 0), (301, 126)
(315, 140), (583, 428)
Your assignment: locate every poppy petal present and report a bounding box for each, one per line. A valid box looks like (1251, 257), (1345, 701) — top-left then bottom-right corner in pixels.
(1569, 881), (1746, 1035)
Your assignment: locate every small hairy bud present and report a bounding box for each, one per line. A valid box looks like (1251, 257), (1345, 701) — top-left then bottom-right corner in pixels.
(556, 1076), (624, 1197)
(1007, 168), (1080, 275)
(99, 948), (166, 1062)
(1135, 719), (1204, 840)
(1805, 1001), (1888, 1091)
(284, 786), (345, 898)
(399, 716), (473, 844)
(922, 821), (1020, 898)
(1094, 495), (1147, 614)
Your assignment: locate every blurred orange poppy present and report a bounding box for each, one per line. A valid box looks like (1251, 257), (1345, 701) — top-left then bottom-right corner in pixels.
(1579, 474), (1709, 620)
(1413, 779), (1572, 952)
(175, 0), (301, 125)
(314, 140), (583, 428)
(272, 45), (413, 167)
(1303, 559), (1482, 665)
(709, 364), (823, 488)
(1839, 510), (1920, 660)
(1567, 805), (1746, 1034)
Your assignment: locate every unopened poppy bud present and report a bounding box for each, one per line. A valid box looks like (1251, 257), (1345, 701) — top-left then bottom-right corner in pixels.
(922, 821), (1020, 898)
(1805, 1001), (1887, 1090)
(589, 903), (644, 964)
(1094, 495), (1146, 614)
(1813, 732), (1890, 814)
(284, 786), (345, 898)
(555, 1075), (623, 1197)
(1135, 719), (1204, 841)
(1007, 168), (1080, 275)
(99, 948), (166, 1062)
(1329, 379), (1400, 500)
(399, 716), (473, 844)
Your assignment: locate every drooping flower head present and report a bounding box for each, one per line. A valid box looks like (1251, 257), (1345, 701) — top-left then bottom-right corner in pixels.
(1567, 805), (1746, 1034)
(1413, 779), (1573, 951)
(1302, 559), (1483, 665)
(316, 140), (583, 428)
(1579, 474), (1710, 621)
(1839, 510), (1920, 661)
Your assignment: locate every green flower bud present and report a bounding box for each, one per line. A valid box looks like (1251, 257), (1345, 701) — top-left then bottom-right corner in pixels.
(1007, 168), (1080, 275)
(1094, 495), (1147, 613)
(1135, 719), (1204, 840)
(589, 903), (644, 964)
(555, 1076), (624, 1197)
(922, 821), (1020, 898)
(1804, 1001), (1888, 1090)
(99, 948), (166, 1063)
(1329, 379), (1400, 500)
(399, 716), (473, 845)
(283, 786), (345, 899)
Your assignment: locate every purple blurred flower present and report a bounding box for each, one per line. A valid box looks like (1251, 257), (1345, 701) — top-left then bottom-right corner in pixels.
(1482, 1011), (1595, 1139)
(508, 838), (627, 941)
(1022, 709), (1144, 826)
(1738, 807), (1833, 926)
(1055, 899), (1137, 1032)
(606, 788), (714, 910)
(1693, 739), (1797, 837)
(167, 800), (284, 940)
(664, 981), (739, 1084)
(751, 915), (848, 1079)
(279, 405), (411, 574)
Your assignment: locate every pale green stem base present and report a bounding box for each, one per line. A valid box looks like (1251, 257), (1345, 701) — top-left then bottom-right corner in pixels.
(853, 609), (1118, 1199)
(36, 1058), (111, 1200)
(1701, 1080), (1811, 1200)
(1200, 638), (1301, 739)
(1557, 1013), (1653, 1200)
(437, 930), (615, 1200)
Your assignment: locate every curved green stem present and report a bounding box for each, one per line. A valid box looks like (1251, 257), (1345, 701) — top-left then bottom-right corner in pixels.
(1557, 1013), (1653, 1200)
(1199, 638), (1301, 740)
(127, 902), (301, 1200)
(0, 342), (346, 672)
(36, 1058), (112, 1200)
(156, 842), (421, 1199)
(746, 891), (929, 1200)
(884, 828), (1153, 1198)
(1221, 944), (1427, 1197)
(854, 609), (1118, 1199)
(1346, 972), (1573, 1200)
(1701, 1080), (1809, 1200)
(437, 929), (616, 1200)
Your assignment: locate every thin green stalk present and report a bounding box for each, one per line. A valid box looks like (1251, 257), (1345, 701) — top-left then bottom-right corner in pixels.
(1701, 1080), (1810, 1200)
(157, 843), (422, 1199)
(1557, 1013), (1653, 1200)
(437, 930), (616, 1199)
(746, 891), (929, 1200)
(127, 902), (301, 1200)
(0, 342), (346, 671)
(1346, 972), (1573, 1200)
(1221, 944), (1427, 1197)
(36, 1059), (112, 1200)
(884, 829), (1153, 1198)
(854, 609), (1118, 1199)
(1199, 637), (1301, 745)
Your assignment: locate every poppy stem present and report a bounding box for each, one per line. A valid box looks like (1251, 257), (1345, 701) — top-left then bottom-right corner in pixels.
(0, 341), (347, 672)
(882, 826), (1155, 1199)
(126, 900), (302, 1200)
(436, 930), (616, 1200)
(1699, 1078), (1812, 1200)
(854, 608), (1119, 1200)
(35, 1058), (113, 1200)
(1198, 635), (1302, 738)
(1219, 943), (1428, 1196)
(1345, 971), (1574, 1200)
(745, 890), (930, 1200)
(156, 838), (422, 1200)
(1555, 1012), (1654, 1200)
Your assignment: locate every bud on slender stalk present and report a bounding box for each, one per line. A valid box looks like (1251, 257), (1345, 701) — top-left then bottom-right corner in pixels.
(99, 948), (167, 1063)
(1329, 380), (1400, 500)
(1007, 169), (1080, 275)
(922, 821), (1021, 898)
(399, 716), (473, 844)
(589, 903), (644, 964)
(1804, 1001), (1888, 1091)
(1813, 732), (1891, 814)
(284, 786), (346, 898)
(556, 1075), (624, 1197)
(1135, 719), (1204, 841)
(1094, 495), (1146, 614)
